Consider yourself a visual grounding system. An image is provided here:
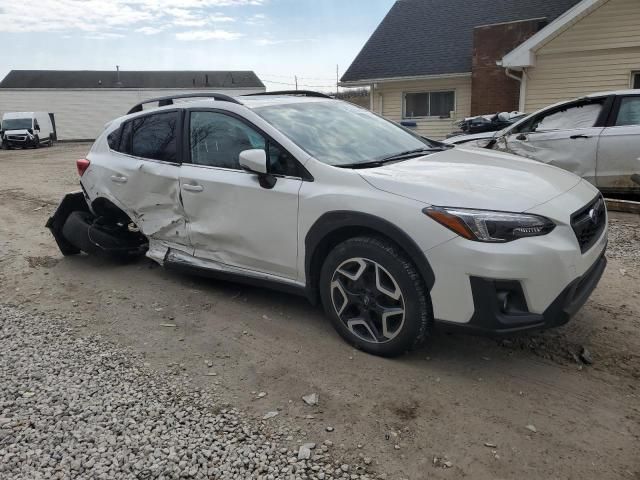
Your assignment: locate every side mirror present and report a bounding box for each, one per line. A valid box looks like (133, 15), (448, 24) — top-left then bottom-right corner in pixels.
(239, 149), (276, 189)
(239, 149), (267, 174)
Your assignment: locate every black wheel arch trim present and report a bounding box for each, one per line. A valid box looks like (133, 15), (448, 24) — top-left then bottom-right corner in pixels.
(304, 211), (436, 303)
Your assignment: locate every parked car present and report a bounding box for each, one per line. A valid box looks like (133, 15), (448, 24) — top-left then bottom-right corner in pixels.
(443, 91), (640, 195)
(47, 92), (607, 357)
(1, 112), (54, 149)
(447, 111), (527, 139)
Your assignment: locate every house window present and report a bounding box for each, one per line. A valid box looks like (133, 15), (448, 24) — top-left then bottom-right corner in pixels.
(632, 72), (640, 89)
(404, 91), (455, 119)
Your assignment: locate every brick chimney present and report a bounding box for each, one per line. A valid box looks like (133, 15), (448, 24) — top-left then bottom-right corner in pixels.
(471, 19), (546, 115)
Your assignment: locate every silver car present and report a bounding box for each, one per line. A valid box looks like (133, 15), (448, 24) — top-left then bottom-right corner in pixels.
(444, 90), (640, 195)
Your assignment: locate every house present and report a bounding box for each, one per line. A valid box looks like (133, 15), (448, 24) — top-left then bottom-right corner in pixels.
(0, 70), (265, 140)
(340, 0), (640, 139)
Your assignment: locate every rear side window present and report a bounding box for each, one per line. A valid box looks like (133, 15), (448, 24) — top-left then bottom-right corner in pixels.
(615, 97), (640, 126)
(130, 112), (178, 162)
(107, 128), (121, 150)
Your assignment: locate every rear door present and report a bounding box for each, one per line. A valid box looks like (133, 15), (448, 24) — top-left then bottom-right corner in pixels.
(179, 109), (302, 279)
(89, 110), (190, 248)
(596, 94), (640, 193)
(501, 98), (608, 185)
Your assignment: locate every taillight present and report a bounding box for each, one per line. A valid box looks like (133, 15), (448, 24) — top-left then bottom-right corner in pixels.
(76, 158), (90, 176)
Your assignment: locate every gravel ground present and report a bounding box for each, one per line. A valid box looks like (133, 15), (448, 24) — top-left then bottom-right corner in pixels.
(0, 305), (374, 480)
(607, 216), (640, 266)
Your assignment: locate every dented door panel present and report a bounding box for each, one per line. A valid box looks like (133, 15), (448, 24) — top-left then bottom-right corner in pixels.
(180, 165), (302, 280)
(499, 128), (603, 186)
(82, 151), (190, 247)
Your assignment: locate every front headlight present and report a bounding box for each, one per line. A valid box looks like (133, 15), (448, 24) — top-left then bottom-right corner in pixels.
(423, 206), (555, 243)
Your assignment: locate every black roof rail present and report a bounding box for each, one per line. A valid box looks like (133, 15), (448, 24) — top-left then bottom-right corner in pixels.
(127, 93), (242, 115)
(243, 90), (333, 99)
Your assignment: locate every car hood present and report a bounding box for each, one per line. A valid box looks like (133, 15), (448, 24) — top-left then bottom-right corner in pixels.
(442, 131), (496, 145)
(4, 129), (31, 135)
(358, 147), (582, 212)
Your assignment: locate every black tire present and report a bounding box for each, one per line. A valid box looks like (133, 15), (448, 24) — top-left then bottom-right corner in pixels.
(32, 135), (40, 149)
(319, 236), (431, 357)
(61, 211), (146, 261)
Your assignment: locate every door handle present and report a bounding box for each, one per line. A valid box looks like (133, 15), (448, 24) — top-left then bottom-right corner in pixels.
(182, 183), (204, 193)
(110, 174), (127, 184)
(570, 134), (591, 139)
(516, 134), (527, 141)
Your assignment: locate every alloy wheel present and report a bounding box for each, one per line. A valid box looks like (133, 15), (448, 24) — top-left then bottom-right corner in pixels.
(330, 257), (405, 344)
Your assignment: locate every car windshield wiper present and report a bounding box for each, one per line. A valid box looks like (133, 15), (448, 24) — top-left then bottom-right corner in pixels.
(336, 147), (445, 169)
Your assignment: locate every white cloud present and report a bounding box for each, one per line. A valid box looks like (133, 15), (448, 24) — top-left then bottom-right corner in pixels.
(246, 13), (267, 25)
(137, 26), (165, 35)
(256, 37), (315, 47)
(0, 0), (260, 36)
(209, 13), (236, 22)
(256, 38), (281, 46)
(175, 30), (243, 41)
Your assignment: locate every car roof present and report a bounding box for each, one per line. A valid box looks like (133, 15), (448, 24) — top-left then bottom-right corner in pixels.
(240, 95), (334, 109)
(585, 89), (640, 98)
(122, 95), (334, 119)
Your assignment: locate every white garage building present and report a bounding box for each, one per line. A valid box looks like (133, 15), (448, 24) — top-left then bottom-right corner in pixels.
(0, 70), (265, 141)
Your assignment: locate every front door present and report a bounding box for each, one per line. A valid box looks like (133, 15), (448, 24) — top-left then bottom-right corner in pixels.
(501, 99), (606, 185)
(597, 95), (640, 193)
(179, 109), (302, 280)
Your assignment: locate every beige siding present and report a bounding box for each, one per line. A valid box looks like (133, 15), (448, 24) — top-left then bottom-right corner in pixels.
(371, 76), (472, 140)
(538, 0), (640, 55)
(524, 0), (640, 112)
(0, 88), (263, 140)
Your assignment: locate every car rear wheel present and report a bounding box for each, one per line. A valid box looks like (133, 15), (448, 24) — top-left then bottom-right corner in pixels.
(319, 236), (431, 357)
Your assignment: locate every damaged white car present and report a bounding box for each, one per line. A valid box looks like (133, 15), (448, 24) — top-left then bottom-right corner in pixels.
(47, 92), (608, 357)
(443, 90), (640, 194)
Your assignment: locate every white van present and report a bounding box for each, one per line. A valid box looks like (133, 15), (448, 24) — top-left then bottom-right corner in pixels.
(1, 112), (54, 149)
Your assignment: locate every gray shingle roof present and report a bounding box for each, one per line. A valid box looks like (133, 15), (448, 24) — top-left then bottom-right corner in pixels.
(0, 70), (264, 89)
(341, 0), (583, 83)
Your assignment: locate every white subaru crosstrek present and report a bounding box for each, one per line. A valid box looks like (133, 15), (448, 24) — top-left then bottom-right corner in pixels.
(47, 91), (608, 357)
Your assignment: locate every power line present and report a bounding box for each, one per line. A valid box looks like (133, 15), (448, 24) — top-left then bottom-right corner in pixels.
(258, 72), (335, 82)
(261, 77), (336, 89)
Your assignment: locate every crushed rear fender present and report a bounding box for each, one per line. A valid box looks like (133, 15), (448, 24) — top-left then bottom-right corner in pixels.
(45, 191), (91, 255)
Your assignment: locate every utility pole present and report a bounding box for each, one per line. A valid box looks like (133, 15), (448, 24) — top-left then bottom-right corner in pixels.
(336, 65), (339, 96)
(295, 76), (298, 91)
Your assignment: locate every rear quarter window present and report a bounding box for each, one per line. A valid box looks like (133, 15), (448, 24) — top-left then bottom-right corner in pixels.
(131, 112), (178, 162)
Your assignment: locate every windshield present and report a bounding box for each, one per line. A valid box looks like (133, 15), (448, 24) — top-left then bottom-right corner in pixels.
(2, 118), (32, 131)
(254, 101), (437, 166)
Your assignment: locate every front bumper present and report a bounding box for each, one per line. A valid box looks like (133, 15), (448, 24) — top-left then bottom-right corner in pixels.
(436, 253), (606, 334)
(426, 180), (608, 333)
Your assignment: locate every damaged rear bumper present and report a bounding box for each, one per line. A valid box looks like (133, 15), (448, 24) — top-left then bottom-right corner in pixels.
(46, 191), (147, 258)
(45, 191), (91, 255)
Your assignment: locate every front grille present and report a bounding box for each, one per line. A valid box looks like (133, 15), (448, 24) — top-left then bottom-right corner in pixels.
(7, 135), (26, 141)
(571, 195), (606, 253)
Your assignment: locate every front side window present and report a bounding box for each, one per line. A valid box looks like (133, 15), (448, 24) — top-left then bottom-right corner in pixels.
(254, 100), (434, 166)
(615, 97), (640, 126)
(404, 91), (455, 119)
(130, 111), (178, 162)
(189, 111), (299, 176)
(521, 101), (604, 133)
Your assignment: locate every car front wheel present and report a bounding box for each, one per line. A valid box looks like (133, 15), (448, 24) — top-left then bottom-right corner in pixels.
(319, 236), (431, 357)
